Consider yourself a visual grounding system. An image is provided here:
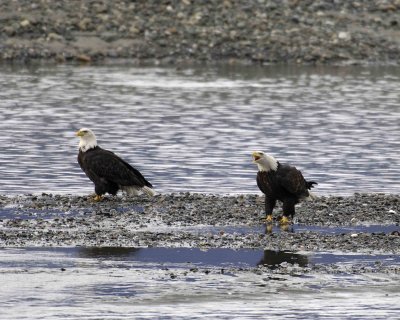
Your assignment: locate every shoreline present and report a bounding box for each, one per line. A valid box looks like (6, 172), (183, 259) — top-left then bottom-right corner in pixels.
(1, 1), (400, 65)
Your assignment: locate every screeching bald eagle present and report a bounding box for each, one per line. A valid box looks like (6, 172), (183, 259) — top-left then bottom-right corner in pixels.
(252, 151), (317, 224)
(76, 128), (155, 201)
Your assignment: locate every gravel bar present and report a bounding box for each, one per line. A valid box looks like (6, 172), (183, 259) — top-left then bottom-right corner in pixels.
(1, 0), (400, 64)
(1, 193), (399, 253)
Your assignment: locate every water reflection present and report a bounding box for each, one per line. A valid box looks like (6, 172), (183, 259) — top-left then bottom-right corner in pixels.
(257, 250), (308, 269)
(77, 247), (263, 268)
(186, 224), (400, 236)
(77, 247), (140, 259)
(77, 247), (307, 269)
(0, 64), (399, 195)
(73, 246), (400, 269)
(1, 246), (399, 319)
(218, 224), (400, 235)
(3, 247), (400, 272)
(265, 223), (293, 234)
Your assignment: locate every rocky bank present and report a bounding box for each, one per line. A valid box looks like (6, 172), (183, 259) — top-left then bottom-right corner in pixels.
(1, 0), (400, 64)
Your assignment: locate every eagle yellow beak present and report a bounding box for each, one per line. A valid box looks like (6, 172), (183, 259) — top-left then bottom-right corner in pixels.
(76, 130), (84, 137)
(252, 151), (261, 162)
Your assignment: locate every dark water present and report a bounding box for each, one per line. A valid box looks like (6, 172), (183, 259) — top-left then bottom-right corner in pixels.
(175, 224), (400, 236)
(0, 64), (399, 196)
(1, 247), (399, 319)
(2, 247), (400, 269)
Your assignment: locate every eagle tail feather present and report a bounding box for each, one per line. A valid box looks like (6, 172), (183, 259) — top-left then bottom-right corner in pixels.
(306, 191), (317, 201)
(142, 186), (156, 197)
(122, 185), (155, 197)
(306, 181), (318, 189)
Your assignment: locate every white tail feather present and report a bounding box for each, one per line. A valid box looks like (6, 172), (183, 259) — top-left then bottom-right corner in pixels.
(121, 186), (140, 196)
(142, 186), (156, 197)
(121, 185), (155, 197)
(306, 192), (317, 201)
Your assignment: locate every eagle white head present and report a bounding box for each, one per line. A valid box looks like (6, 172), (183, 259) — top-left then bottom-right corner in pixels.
(252, 151), (278, 172)
(76, 128), (98, 152)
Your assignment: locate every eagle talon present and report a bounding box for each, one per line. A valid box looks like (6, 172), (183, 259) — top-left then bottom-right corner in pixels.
(93, 195), (103, 202)
(279, 216), (290, 225)
(265, 215), (273, 223)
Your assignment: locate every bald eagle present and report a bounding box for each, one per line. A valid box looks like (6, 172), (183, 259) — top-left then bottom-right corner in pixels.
(76, 128), (155, 201)
(252, 151), (317, 224)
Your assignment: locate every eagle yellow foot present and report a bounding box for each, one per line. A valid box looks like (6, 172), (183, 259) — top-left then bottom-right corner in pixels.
(279, 216), (290, 225)
(93, 195), (103, 202)
(265, 215), (273, 223)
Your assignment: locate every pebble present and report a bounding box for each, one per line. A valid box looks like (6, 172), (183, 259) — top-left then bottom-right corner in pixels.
(0, 1), (400, 64)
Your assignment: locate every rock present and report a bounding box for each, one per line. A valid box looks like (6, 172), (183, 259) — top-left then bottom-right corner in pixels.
(75, 54), (91, 62)
(20, 20), (30, 27)
(338, 31), (351, 41)
(47, 33), (64, 41)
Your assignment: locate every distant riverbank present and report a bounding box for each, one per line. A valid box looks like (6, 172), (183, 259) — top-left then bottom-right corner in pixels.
(1, 0), (400, 64)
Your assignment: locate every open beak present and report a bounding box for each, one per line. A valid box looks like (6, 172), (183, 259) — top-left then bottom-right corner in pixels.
(252, 151), (261, 162)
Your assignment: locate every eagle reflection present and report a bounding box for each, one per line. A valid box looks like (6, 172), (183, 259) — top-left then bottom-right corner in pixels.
(77, 247), (140, 259)
(265, 223), (294, 234)
(257, 249), (308, 269)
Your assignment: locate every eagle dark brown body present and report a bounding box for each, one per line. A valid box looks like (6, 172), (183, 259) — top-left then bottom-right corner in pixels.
(256, 163), (316, 219)
(76, 128), (155, 201)
(252, 151), (317, 223)
(78, 146), (153, 197)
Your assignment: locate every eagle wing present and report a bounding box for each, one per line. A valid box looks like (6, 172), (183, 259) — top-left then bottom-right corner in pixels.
(276, 165), (308, 196)
(256, 171), (273, 195)
(84, 149), (151, 188)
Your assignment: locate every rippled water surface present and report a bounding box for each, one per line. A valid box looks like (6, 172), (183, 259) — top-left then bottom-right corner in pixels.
(0, 64), (399, 195)
(1, 247), (400, 320)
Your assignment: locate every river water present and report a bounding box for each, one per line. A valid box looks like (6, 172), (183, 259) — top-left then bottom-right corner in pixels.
(0, 63), (399, 196)
(1, 247), (400, 320)
(1, 64), (400, 319)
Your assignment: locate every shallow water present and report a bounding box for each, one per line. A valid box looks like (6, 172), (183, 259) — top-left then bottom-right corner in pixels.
(1, 247), (399, 319)
(2, 201), (398, 235)
(1, 247), (400, 270)
(134, 223), (400, 237)
(0, 64), (399, 196)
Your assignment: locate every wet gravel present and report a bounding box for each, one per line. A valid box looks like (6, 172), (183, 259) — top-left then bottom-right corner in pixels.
(1, 0), (400, 64)
(1, 193), (399, 255)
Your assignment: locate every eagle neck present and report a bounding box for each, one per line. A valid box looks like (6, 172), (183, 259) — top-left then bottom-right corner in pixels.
(257, 155), (279, 172)
(79, 137), (97, 153)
